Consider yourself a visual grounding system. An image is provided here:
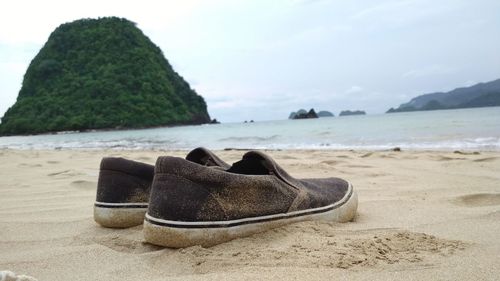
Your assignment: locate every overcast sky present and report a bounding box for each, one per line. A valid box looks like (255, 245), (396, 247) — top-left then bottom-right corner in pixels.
(1, 0), (499, 122)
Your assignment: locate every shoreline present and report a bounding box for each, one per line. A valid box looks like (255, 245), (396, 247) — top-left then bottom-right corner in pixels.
(1, 107), (499, 152)
(1, 149), (499, 280)
(3, 146), (499, 153)
(0, 121), (215, 138)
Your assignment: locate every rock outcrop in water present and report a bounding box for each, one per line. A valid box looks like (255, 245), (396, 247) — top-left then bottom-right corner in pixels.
(339, 110), (366, 116)
(317, 110), (334, 117)
(0, 17), (211, 136)
(289, 109), (306, 119)
(387, 78), (500, 113)
(289, 108), (319, 119)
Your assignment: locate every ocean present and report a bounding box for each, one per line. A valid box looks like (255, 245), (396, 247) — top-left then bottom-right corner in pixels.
(1, 107), (499, 151)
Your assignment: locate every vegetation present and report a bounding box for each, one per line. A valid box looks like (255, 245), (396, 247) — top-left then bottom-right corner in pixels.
(339, 110), (366, 116)
(387, 93), (500, 113)
(0, 17), (210, 135)
(387, 78), (500, 113)
(317, 110), (334, 117)
(289, 108), (318, 119)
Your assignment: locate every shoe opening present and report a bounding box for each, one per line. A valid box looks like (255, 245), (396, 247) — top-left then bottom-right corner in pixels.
(227, 153), (272, 175)
(186, 148), (210, 164)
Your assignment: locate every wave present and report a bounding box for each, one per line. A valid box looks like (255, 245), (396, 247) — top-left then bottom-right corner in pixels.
(1, 107), (499, 151)
(1, 136), (499, 151)
(217, 135), (281, 142)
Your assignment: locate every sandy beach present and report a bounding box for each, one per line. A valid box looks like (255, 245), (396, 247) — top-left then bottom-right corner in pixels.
(1, 149), (499, 280)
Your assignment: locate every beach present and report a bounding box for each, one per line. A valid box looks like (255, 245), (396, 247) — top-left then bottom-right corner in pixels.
(1, 148), (499, 280)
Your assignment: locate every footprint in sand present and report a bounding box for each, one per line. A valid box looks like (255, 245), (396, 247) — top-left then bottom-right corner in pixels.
(473, 157), (498, 162)
(94, 235), (163, 254)
(345, 164), (373, 168)
(18, 163), (42, 168)
(366, 172), (388, 178)
(379, 154), (396, 159)
(179, 227), (466, 271)
(435, 155), (466, 161)
(48, 170), (70, 176)
(454, 193), (500, 207)
(278, 155), (298, 160)
(48, 170), (84, 177)
(320, 160), (343, 166)
(478, 210), (500, 220)
(337, 155), (351, 159)
(70, 180), (96, 189)
(402, 156), (418, 160)
(134, 156), (152, 162)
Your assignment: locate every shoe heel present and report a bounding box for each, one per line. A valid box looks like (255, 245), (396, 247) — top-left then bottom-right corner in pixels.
(94, 168), (150, 228)
(94, 204), (147, 228)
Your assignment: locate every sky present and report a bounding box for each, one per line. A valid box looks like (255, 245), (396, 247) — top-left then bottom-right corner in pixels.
(0, 0), (499, 122)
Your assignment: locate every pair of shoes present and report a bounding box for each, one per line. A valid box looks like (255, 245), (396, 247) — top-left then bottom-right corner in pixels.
(94, 148), (358, 248)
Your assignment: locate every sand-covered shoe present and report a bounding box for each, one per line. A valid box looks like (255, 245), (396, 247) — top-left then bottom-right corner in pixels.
(144, 151), (358, 248)
(94, 147), (229, 228)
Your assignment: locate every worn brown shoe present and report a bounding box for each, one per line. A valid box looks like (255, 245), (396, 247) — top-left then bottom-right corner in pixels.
(94, 147), (229, 228)
(144, 151), (358, 248)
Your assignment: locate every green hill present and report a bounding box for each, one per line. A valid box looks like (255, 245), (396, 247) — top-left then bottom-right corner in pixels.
(0, 17), (211, 135)
(387, 78), (500, 113)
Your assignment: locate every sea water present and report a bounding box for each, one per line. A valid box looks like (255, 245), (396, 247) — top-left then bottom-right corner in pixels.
(0, 107), (499, 151)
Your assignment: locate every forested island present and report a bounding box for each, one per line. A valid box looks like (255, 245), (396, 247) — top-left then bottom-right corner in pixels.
(339, 110), (366, 116)
(289, 109), (318, 119)
(387, 78), (500, 113)
(317, 111), (334, 117)
(289, 109), (335, 119)
(0, 17), (211, 136)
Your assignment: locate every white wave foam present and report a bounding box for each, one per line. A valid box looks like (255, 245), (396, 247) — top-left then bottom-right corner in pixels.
(1, 107), (499, 151)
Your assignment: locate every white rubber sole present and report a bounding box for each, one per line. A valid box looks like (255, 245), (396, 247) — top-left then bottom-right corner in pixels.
(143, 185), (358, 248)
(93, 202), (148, 228)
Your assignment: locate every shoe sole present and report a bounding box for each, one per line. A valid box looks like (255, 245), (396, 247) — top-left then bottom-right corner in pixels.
(143, 183), (358, 248)
(94, 202), (148, 228)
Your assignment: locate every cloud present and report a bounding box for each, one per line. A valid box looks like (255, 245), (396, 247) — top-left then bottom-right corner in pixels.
(209, 100), (240, 110)
(0, 0), (204, 44)
(292, 0), (331, 6)
(0, 60), (28, 117)
(351, 0), (462, 28)
(346, 86), (363, 94)
(1, 0), (499, 122)
(463, 80), (477, 87)
(402, 65), (457, 78)
(352, 0), (418, 20)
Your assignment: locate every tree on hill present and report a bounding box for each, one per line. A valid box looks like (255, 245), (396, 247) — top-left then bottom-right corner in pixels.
(0, 17), (211, 135)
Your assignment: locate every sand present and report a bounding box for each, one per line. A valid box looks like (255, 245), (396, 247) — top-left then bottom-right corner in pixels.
(0, 149), (499, 280)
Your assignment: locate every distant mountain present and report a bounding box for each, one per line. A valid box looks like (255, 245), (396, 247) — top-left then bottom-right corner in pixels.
(387, 78), (500, 113)
(317, 110), (334, 117)
(0, 17), (211, 136)
(339, 110), (366, 116)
